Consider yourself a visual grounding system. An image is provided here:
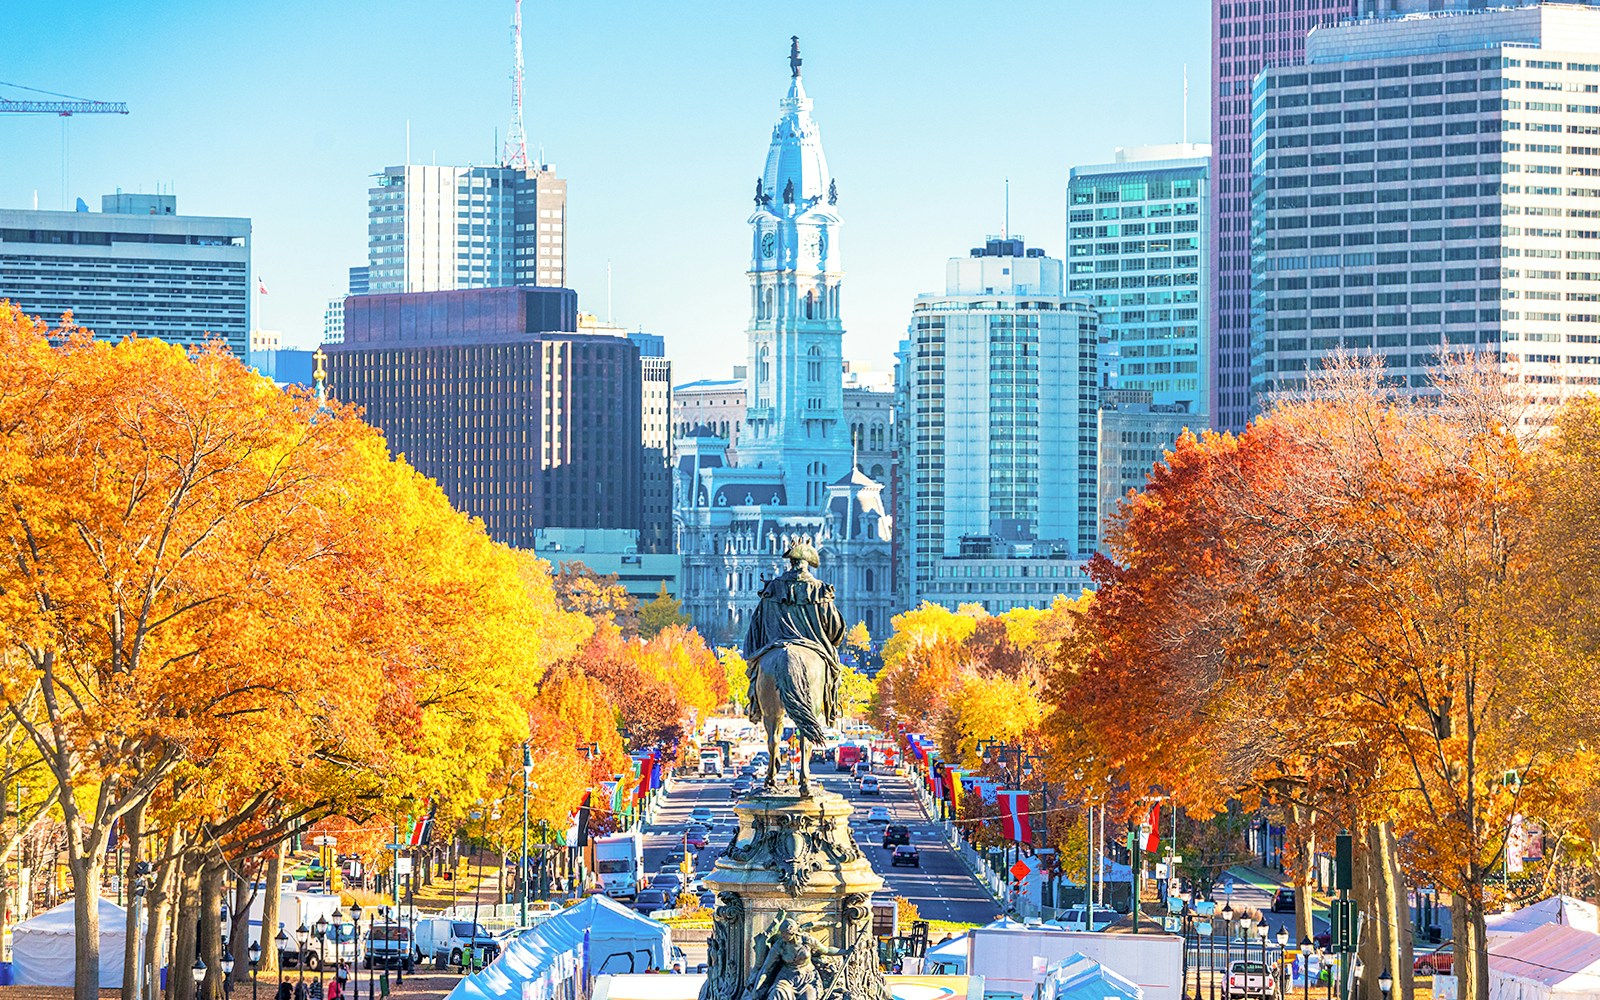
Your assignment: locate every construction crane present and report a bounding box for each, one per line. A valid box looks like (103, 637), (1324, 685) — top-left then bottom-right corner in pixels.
(0, 81), (127, 117)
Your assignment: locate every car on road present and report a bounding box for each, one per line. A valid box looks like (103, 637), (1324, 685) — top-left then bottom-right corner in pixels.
(882, 824), (910, 848)
(859, 775), (880, 795)
(632, 889), (669, 915)
(740, 764), (757, 777)
(853, 761), (872, 778)
(685, 825), (709, 849)
(1225, 960), (1273, 999)
(890, 845), (920, 868)
(1270, 887), (1296, 912)
(730, 779), (752, 798)
(661, 850), (690, 870)
(690, 806), (715, 824)
(652, 872), (685, 894)
(1414, 945), (1453, 977)
(866, 806), (891, 824)
(1060, 905), (1123, 930)
(699, 891), (717, 909)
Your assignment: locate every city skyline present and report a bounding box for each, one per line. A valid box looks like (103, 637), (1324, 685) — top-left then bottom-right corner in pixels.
(0, 1), (1208, 382)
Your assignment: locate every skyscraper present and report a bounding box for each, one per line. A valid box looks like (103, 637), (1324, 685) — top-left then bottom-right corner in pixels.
(0, 192), (250, 356)
(1068, 143), (1212, 413)
(675, 40), (892, 641)
(1212, 0), (1361, 431)
(1251, 3), (1600, 406)
(896, 237), (1098, 612)
(366, 163), (566, 293)
(323, 286), (644, 548)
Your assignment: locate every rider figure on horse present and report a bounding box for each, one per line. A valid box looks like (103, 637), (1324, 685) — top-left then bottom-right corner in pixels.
(741, 542), (845, 792)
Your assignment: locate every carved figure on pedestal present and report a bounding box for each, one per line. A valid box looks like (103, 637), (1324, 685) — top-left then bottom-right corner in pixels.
(741, 916), (840, 1000)
(699, 894), (746, 1000)
(742, 542), (845, 797)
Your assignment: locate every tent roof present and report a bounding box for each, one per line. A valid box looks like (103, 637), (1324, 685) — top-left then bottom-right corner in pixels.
(1490, 923), (1600, 988)
(17, 897), (127, 936)
(545, 894), (667, 942)
(1489, 897), (1600, 937)
(927, 934), (969, 959)
(1046, 951), (1144, 1000)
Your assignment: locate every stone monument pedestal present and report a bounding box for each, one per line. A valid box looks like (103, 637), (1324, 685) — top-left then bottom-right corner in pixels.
(698, 784), (891, 1000)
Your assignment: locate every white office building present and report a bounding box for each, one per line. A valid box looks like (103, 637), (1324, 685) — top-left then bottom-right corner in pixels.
(1252, 3), (1600, 409)
(896, 236), (1098, 612)
(367, 162), (566, 293)
(0, 193), (250, 356)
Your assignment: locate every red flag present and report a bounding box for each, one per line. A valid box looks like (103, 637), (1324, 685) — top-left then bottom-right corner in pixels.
(998, 790), (1032, 843)
(257, 277), (269, 295)
(1145, 802), (1161, 852)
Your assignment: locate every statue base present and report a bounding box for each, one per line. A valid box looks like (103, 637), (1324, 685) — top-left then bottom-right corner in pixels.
(698, 786), (891, 1000)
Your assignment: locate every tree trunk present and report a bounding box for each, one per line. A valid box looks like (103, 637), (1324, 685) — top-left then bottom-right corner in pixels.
(69, 851), (105, 1000)
(199, 860), (225, 1000)
(121, 797), (147, 1000)
(230, 864), (252, 984)
(258, 840), (284, 981)
(146, 829), (181, 1000)
(1454, 890), (1490, 1000)
(170, 855), (202, 1000)
(1355, 822), (1413, 1000)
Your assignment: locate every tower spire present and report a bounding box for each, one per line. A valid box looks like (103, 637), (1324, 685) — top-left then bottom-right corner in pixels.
(789, 36), (802, 78)
(502, 0), (530, 169)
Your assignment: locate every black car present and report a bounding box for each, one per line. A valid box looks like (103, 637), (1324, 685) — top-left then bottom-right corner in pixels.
(882, 824), (910, 848)
(633, 889), (669, 915)
(890, 845), (920, 868)
(1270, 887), (1296, 912)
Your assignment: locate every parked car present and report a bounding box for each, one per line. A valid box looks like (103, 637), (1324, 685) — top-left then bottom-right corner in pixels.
(685, 825), (709, 849)
(866, 806), (891, 824)
(859, 775), (880, 795)
(1059, 905), (1123, 930)
(1270, 887), (1296, 912)
(632, 889), (669, 915)
(890, 845), (920, 868)
(882, 824), (911, 848)
(690, 806), (715, 824)
(1414, 945), (1454, 978)
(1226, 960), (1273, 999)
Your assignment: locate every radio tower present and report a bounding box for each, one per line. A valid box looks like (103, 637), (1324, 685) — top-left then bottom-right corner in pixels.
(501, 0), (530, 169)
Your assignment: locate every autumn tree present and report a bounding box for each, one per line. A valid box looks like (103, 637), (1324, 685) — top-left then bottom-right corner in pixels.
(638, 583), (691, 640)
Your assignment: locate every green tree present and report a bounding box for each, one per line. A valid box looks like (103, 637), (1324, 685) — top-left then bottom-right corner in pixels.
(638, 583), (690, 639)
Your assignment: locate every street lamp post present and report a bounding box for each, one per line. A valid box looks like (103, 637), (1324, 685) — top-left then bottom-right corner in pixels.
(1300, 938), (1314, 1000)
(295, 924), (308, 994)
(315, 915), (329, 987)
(521, 742), (532, 929)
(275, 929), (289, 994)
(1377, 970), (1392, 1000)
(349, 903), (363, 1000)
(1222, 903), (1235, 1000)
(1276, 927), (1290, 999)
(1256, 922), (1269, 995)
(192, 957), (208, 996)
(248, 942), (261, 1000)
(223, 949), (236, 999)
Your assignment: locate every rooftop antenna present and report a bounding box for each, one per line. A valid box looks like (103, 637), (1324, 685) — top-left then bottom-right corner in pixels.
(502, 0), (530, 169)
(1004, 177), (1010, 239)
(1183, 64), (1190, 145)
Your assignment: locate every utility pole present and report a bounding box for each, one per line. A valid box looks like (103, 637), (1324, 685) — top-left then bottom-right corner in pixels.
(520, 743), (531, 928)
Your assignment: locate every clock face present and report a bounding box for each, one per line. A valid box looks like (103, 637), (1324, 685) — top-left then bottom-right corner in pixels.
(761, 231), (776, 259)
(802, 230), (822, 259)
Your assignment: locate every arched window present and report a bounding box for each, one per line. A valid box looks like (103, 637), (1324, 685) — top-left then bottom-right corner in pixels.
(808, 345), (823, 383)
(804, 290), (815, 319)
(759, 346), (770, 383)
(763, 286), (774, 320)
(865, 569), (875, 592)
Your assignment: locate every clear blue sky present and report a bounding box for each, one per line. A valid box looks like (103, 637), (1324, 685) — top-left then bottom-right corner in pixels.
(0, 1), (1210, 382)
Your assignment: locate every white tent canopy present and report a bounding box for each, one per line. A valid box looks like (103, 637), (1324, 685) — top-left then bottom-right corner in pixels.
(925, 932), (970, 974)
(1490, 923), (1600, 1000)
(1489, 898), (1600, 947)
(13, 897), (127, 988)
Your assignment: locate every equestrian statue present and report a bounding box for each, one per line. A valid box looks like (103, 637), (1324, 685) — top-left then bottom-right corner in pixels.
(742, 542), (844, 797)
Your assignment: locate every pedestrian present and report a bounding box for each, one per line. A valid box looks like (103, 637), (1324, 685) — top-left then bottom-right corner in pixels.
(327, 964), (348, 1000)
(293, 980), (307, 1000)
(276, 982), (292, 1000)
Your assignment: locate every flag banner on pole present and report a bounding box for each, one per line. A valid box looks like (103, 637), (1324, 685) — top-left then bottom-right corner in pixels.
(635, 757), (654, 803)
(1145, 803), (1161, 852)
(408, 799), (436, 847)
(257, 277), (269, 295)
(575, 791), (592, 847)
(649, 751), (665, 790)
(997, 790), (1032, 843)
(945, 768), (964, 813)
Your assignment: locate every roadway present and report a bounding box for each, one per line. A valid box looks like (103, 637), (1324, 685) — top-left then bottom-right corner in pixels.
(642, 759), (999, 926)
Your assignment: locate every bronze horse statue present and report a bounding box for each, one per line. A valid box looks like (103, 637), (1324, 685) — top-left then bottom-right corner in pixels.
(742, 543), (844, 798)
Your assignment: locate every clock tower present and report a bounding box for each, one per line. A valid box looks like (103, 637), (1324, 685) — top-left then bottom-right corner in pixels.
(740, 37), (851, 509)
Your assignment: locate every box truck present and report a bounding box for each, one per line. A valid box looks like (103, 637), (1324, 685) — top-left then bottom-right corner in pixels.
(244, 887), (349, 969)
(594, 832), (645, 900)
